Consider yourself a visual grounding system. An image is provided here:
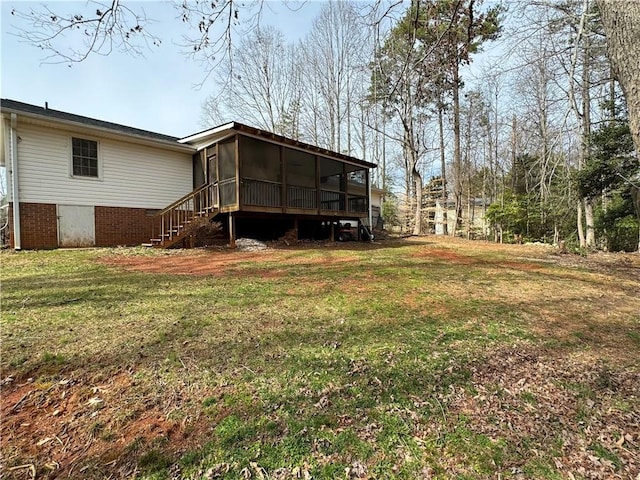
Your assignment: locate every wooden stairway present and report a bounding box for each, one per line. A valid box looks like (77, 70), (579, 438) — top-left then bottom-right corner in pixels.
(149, 183), (219, 248)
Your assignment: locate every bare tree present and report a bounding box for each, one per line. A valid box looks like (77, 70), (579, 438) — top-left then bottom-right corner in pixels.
(431, 0), (502, 234)
(508, 6), (572, 243)
(372, 3), (432, 235)
(202, 26), (302, 136)
(302, 1), (370, 153)
(436, 96), (449, 235)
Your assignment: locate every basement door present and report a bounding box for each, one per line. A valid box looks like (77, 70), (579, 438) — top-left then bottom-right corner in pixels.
(58, 205), (96, 247)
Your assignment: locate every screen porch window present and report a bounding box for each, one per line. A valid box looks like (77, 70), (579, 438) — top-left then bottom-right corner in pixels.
(72, 137), (98, 177)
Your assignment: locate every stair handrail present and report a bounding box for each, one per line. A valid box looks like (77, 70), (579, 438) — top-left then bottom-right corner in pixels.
(152, 182), (219, 245)
(154, 182), (216, 218)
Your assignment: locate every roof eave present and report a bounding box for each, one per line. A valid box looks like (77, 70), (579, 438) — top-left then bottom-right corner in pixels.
(178, 122), (236, 145)
(1, 108), (196, 153)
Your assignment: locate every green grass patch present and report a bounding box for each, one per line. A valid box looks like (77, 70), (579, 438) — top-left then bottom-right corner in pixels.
(590, 442), (622, 470)
(2, 240), (639, 480)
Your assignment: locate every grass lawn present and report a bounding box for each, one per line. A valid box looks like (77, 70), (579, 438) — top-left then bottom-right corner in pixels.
(1, 237), (639, 479)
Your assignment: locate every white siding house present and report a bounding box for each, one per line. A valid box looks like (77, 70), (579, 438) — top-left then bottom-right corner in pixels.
(1, 99), (378, 249)
(1, 99), (196, 249)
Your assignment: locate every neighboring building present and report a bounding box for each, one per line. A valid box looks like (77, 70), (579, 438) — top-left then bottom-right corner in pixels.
(0, 99), (376, 249)
(433, 198), (489, 238)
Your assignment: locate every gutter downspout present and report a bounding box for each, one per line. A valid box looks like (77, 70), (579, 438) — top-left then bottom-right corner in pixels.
(10, 113), (21, 250)
(368, 168), (373, 241)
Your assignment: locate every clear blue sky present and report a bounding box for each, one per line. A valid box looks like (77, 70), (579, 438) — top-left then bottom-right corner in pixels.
(1, 1), (320, 138)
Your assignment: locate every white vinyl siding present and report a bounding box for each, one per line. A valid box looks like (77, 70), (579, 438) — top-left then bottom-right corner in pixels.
(16, 123), (193, 209)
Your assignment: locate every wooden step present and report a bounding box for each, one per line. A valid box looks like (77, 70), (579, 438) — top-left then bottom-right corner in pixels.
(150, 185), (220, 248)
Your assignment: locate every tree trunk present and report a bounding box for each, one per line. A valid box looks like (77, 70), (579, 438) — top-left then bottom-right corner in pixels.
(403, 128), (413, 233)
(346, 75), (351, 155)
(577, 201), (585, 248)
(382, 121), (386, 193)
(452, 61), (462, 235)
(585, 200), (595, 247)
(582, 30), (595, 248)
(631, 186), (640, 253)
(464, 96), (473, 240)
(511, 115), (517, 191)
(413, 166), (423, 235)
(597, 0), (640, 159)
(438, 105), (448, 235)
(493, 87), (499, 204)
(360, 104), (366, 163)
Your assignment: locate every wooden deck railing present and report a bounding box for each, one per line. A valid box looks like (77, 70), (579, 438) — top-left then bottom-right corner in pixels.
(320, 190), (345, 211)
(243, 178), (282, 207)
(287, 185), (316, 209)
(242, 181), (365, 213)
(239, 182), (366, 213)
(152, 182), (218, 247)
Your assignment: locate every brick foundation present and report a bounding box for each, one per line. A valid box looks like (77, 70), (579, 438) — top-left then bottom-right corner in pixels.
(95, 206), (154, 247)
(6, 202), (59, 249)
(5, 203), (156, 249)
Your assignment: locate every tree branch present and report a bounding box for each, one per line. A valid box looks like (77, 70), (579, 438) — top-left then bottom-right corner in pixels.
(10, 1), (161, 65)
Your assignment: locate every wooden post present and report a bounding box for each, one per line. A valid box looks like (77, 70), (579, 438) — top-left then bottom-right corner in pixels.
(205, 149), (210, 186)
(330, 222), (335, 242)
(215, 143), (220, 187)
(366, 167), (372, 233)
(281, 145), (287, 213)
(229, 214), (236, 248)
(235, 134), (241, 207)
(344, 163), (349, 213)
(294, 218), (299, 240)
(316, 155), (321, 214)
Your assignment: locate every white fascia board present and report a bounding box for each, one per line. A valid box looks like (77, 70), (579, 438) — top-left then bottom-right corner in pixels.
(178, 122), (236, 146)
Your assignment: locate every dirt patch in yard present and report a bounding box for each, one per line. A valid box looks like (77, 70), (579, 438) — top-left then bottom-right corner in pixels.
(1, 371), (215, 479)
(100, 247), (362, 277)
(415, 248), (545, 271)
(101, 240), (520, 277)
(414, 248), (479, 265)
(100, 250), (275, 277)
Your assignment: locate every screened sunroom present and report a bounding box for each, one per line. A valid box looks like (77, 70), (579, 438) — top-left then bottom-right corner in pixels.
(177, 122), (376, 244)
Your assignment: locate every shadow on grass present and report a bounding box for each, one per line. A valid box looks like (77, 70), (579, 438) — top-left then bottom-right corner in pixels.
(3, 245), (639, 479)
(4, 245), (638, 380)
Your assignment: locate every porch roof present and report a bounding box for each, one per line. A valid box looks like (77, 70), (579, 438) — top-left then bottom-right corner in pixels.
(180, 121), (377, 170)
